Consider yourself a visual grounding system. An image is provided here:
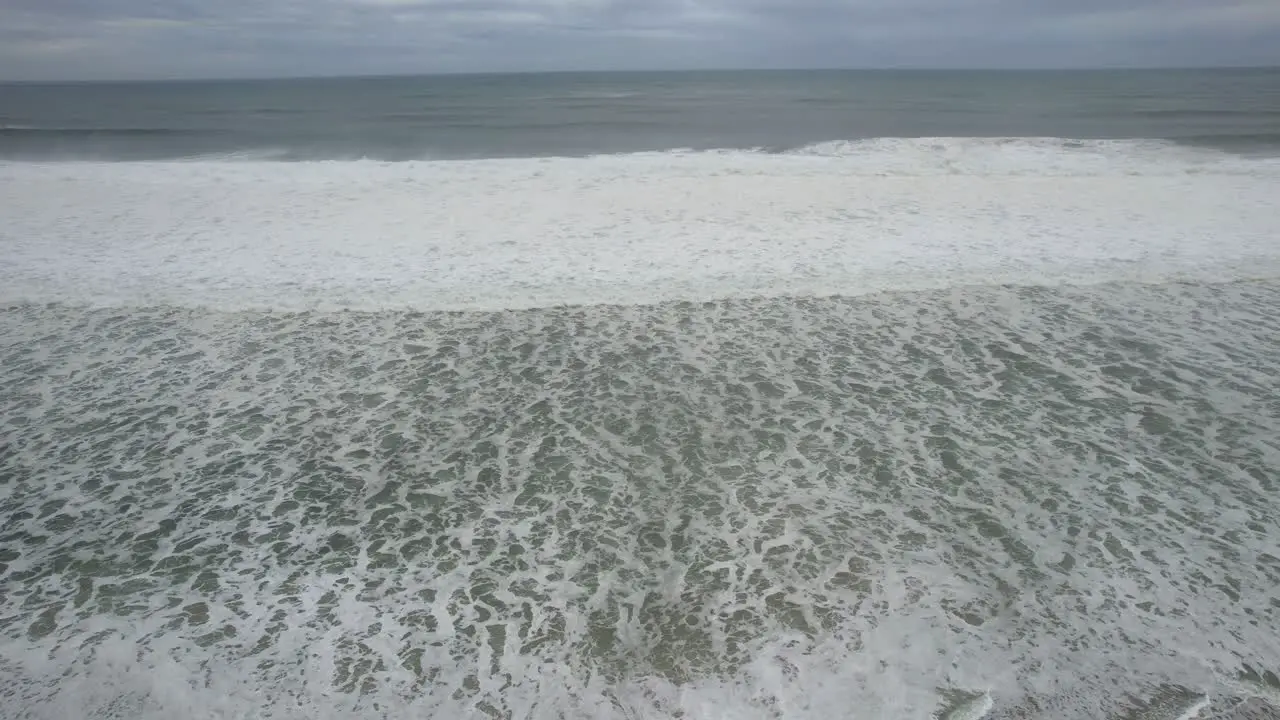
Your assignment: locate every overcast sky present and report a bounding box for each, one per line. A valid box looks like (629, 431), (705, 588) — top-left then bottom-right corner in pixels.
(2, 0), (1279, 80)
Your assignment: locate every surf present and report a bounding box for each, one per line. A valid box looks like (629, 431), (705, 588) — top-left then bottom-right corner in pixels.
(3, 137), (1279, 314)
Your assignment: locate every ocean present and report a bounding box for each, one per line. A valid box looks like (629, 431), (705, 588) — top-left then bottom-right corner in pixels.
(3, 69), (1280, 161)
(1, 68), (1280, 720)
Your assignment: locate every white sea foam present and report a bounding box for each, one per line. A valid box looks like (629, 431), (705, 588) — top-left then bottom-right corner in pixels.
(3, 138), (1280, 719)
(1, 137), (1278, 312)
(3, 282), (1280, 718)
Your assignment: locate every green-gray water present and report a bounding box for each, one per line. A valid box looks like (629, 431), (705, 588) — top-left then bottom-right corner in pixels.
(2, 69), (1280, 719)
(2, 68), (1279, 161)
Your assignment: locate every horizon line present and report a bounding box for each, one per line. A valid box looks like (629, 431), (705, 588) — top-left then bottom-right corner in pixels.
(3, 64), (1278, 85)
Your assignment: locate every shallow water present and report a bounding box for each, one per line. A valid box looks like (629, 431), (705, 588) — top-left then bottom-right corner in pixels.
(3, 280), (1280, 718)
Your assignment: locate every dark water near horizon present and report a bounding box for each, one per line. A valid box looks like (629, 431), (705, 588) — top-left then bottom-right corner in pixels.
(2, 68), (1280, 161)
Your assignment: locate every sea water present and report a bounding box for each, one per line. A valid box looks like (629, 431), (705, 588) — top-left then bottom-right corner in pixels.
(2, 69), (1280, 719)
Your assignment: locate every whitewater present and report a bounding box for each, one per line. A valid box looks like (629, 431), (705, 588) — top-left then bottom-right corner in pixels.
(3, 138), (1279, 312)
(2, 136), (1280, 720)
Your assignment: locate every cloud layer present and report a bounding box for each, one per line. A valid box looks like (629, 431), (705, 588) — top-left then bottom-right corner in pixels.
(3, 0), (1279, 80)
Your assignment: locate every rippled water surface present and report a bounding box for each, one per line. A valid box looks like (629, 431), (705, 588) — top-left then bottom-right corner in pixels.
(3, 281), (1280, 718)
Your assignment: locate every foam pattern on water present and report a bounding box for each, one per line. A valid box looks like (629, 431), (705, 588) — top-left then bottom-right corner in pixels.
(2, 280), (1279, 718)
(3, 139), (1280, 313)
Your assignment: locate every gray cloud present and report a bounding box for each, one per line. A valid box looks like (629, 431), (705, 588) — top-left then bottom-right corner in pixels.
(2, 0), (1278, 80)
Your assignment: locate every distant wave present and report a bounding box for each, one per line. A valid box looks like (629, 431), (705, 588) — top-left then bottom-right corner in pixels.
(1172, 132), (1280, 149)
(777, 136), (1183, 156)
(174, 148), (294, 162)
(530, 91), (643, 100)
(423, 118), (669, 131)
(0, 125), (203, 137)
(193, 107), (307, 117)
(604, 136), (1280, 176)
(4, 134), (1279, 166)
(1132, 108), (1280, 119)
(377, 111), (479, 122)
